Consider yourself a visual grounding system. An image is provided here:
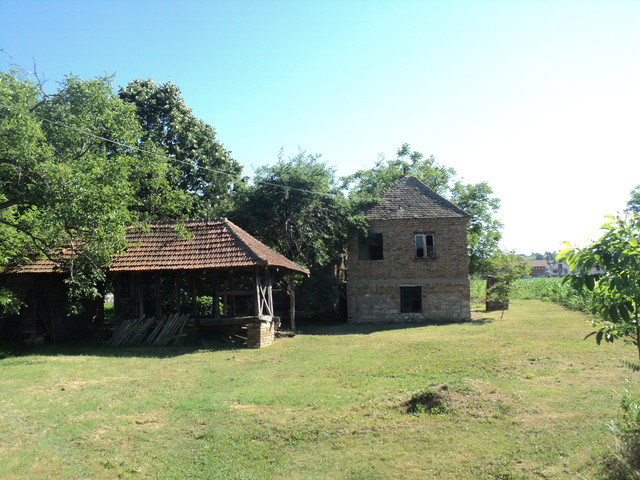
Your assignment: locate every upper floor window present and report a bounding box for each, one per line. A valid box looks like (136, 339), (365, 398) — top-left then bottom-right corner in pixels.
(358, 231), (383, 260)
(415, 234), (435, 259)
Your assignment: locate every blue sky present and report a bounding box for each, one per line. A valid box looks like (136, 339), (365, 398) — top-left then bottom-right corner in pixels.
(2, 1), (639, 254)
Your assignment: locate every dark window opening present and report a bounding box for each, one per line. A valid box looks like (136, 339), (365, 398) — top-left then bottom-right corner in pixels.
(400, 286), (422, 313)
(415, 234), (435, 259)
(358, 232), (384, 260)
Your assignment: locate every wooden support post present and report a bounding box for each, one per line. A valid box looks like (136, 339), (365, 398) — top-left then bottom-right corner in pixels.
(113, 272), (122, 320)
(171, 274), (179, 311)
(230, 270), (236, 316)
(190, 273), (198, 317)
(136, 274), (145, 319)
(214, 271), (221, 319)
(266, 270), (274, 317)
(288, 272), (296, 332)
(255, 268), (261, 317)
(154, 273), (162, 317)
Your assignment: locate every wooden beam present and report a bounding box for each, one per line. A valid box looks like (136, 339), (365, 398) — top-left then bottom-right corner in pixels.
(267, 270), (274, 317)
(255, 268), (261, 317)
(171, 274), (179, 310)
(190, 272), (197, 317)
(154, 273), (162, 317)
(136, 273), (144, 319)
(288, 272), (296, 332)
(214, 271), (220, 319)
(113, 272), (122, 319)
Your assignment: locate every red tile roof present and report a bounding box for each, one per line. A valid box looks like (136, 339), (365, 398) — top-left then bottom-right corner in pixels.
(527, 260), (548, 268)
(3, 256), (67, 274)
(4, 220), (309, 276)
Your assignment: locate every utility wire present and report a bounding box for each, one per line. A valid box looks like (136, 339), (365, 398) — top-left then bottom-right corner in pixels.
(0, 101), (382, 201)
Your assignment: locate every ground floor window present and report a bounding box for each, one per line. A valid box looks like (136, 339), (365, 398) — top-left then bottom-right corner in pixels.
(400, 286), (422, 313)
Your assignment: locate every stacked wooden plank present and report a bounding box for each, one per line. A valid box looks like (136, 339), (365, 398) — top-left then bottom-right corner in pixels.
(149, 313), (189, 346)
(107, 313), (189, 346)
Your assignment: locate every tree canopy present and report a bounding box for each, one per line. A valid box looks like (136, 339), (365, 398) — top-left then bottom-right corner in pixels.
(232, 151), (363, 271)
(342, 143), (502, 275)
(119, 79), (243, 218)
(626, 185), (640, 215)
(230, 151), (365, 315)
(0, 70), (189, 307)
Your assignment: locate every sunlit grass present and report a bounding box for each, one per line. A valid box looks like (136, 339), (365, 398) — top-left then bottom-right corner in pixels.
(1, 300), (637, 479)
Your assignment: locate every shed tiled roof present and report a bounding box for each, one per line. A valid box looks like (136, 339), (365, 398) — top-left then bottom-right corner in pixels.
(364, 176), (470, 220)
(112, 219), (309, 274)
(3, 256), (67, 274)
(4, 220), (309, 276)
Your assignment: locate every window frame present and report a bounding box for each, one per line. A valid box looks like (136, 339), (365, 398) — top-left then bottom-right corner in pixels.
(414, 233), (435, 259)
(400, 286), (422, 313)
(358, 231), (384, 261)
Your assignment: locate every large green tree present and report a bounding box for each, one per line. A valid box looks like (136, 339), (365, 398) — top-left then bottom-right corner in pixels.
(119, 79), (243, 217)
(342, 143), (502, 275)
(231, 151), (365, 314)
(0, 70), (188, 307)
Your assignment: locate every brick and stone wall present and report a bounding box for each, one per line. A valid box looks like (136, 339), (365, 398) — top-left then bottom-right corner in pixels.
(246, 318), (277, 348)
(346, 217), (471, 323)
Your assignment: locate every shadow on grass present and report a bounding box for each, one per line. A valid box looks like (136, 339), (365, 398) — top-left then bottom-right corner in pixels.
(0, 341), (243, 360)
(1, 313), (495, 357)
(294, 316), (493, 336)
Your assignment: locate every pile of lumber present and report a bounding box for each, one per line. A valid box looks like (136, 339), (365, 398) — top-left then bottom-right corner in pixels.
(107, 313), (189, 346)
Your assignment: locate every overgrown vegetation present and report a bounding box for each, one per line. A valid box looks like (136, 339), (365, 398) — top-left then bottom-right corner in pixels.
(471, 277), (594, 312)
(605, 391), (640, 479)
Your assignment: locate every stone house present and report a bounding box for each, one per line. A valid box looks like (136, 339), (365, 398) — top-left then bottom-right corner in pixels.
(346, 176), (471, 323)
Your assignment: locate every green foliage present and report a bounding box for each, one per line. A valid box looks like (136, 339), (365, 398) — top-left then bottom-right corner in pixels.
(485, 251), (531, 309)
(558, 215), (640, 362)
(342, 143), (502, 275)
(626, 185), (640, 215)
(342, 143), (456, 200)
(231, 151), (365, 316)
(119, 78), (243, 218)
(604, 391), (640, 479)
(0, 69), (189, 307)
(0, 287), (22, 316)
(232, 150), (365, 271)
(451, 182), (502, 275)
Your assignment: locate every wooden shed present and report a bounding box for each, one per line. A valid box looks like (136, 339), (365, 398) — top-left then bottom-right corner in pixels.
(109, 219), (309, 347)
(1, 219), (309, 348)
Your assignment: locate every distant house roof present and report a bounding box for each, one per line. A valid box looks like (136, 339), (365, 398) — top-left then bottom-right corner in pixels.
(527, 260), (548, 268)
(4, 219), (309, 276)
(364, 176), (470, 220)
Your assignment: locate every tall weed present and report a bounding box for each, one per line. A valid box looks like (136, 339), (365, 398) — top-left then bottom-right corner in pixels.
(604, 392), (640, 479)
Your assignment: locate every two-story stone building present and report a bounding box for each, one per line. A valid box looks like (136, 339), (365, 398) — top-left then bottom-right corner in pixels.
(346, 176), (471, 323)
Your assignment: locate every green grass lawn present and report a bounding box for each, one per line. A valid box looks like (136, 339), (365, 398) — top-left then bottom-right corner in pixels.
(1, 300), (638, 479)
